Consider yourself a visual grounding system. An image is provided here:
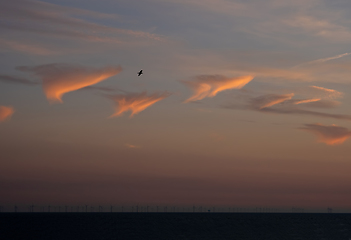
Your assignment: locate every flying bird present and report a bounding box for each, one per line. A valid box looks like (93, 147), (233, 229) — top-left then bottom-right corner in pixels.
(138, 70), (143, 76)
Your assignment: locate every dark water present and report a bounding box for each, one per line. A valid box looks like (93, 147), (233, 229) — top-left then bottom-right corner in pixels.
(1, 213), (351, 240)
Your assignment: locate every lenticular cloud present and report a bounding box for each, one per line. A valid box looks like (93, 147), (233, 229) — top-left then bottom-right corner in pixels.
(109, 91), (170, 118)
(17, 63), (122, 103)
(182, 75), (253, 103)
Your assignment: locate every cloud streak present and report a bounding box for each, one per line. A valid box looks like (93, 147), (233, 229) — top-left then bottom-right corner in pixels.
(310, 86), (343, 99)
(260, 107), (351, 121)
(293, 98), (321, 105)
(182, 75), (253, 103)
(109, 91), (170, 118)
(294, 53), (351, 68)
(0, 106), (14, 122)
(0, 0), (164, 44)
(307, 53), (351, 64)
(300, 123), (351, 145)
(17, 63), (122, 103)
(0, 75), (39, 85)
(250, 93), (294, 109)
(0, 38), (56, 55)
(225, 92), (351, 121)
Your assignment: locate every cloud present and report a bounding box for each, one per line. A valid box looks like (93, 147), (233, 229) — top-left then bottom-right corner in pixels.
(296, 100), (341, 109)
(0, 75), (39, 85)
(182, 75), (253, 103)
(0, 0), (163, 43)
(17, 63), (122, 103)
(299, 123), (351, 145)
(293, 98), (321, 105)
(309, 86), (343, 99)
(225, 92), (351, 121)
(109, 91), (171, 118)
(283, 15), (351, 42)
(250, 93), (294, 109)
(0, 106), (14, 122)
(0, 38), (56, 55)
(79, 86), (121, 93)
(259, 107), (351, 121)
(295, 53), (351, 68)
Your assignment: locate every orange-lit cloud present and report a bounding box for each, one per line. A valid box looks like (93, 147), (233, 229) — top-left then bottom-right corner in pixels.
(251, 93), (294, 109)
(17, 64), (122, 103)
(300, 123), (351, 145)
(310, 86), (343, 99)
(109, 91), (170, 118)
(182, 75), (253, 103)
(293, 98), (321, 105)
(0, 106), (14, 122)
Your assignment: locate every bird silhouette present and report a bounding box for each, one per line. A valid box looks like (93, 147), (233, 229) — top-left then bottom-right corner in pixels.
(138, 69), (143, 76)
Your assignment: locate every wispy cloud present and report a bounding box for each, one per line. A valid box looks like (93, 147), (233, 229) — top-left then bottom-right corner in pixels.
(17, 63), (122, 103)
(283, 15), (351, 42)
(296, 53), (351, 68)
(295, 100), (341, 109)
(225, 92), (351, 121)
(0, 75), (39, 85)
(109, 91), (170, 118)
(0, 38), (56, 55)
(293, 98), (321, 105)
(0, 0), (164, 44)
(299, 123), (351, 145)
(309, 86), (343, 99)
(259, 107), (351, 121)
(79, 86), (122, 93)
(250, 93), (294, 109)
(0, 106), (14, 122)
(182, 75), (253, 103)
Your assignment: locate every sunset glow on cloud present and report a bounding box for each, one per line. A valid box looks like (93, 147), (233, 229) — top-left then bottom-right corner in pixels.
(17, 64), (122, 103)
(109, 91), (170, 117)
(251, 93), (294, 109)
(310, 86), (343, 99)
(300, 123), (351, 145)
(183, 75), (253, 103)
(293, 98), (321, 105)
(0, 106), (14, 122)
(4, 0), (351, 211)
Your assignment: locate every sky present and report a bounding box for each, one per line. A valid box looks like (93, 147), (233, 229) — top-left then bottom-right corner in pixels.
(1, 0), (351, 210)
